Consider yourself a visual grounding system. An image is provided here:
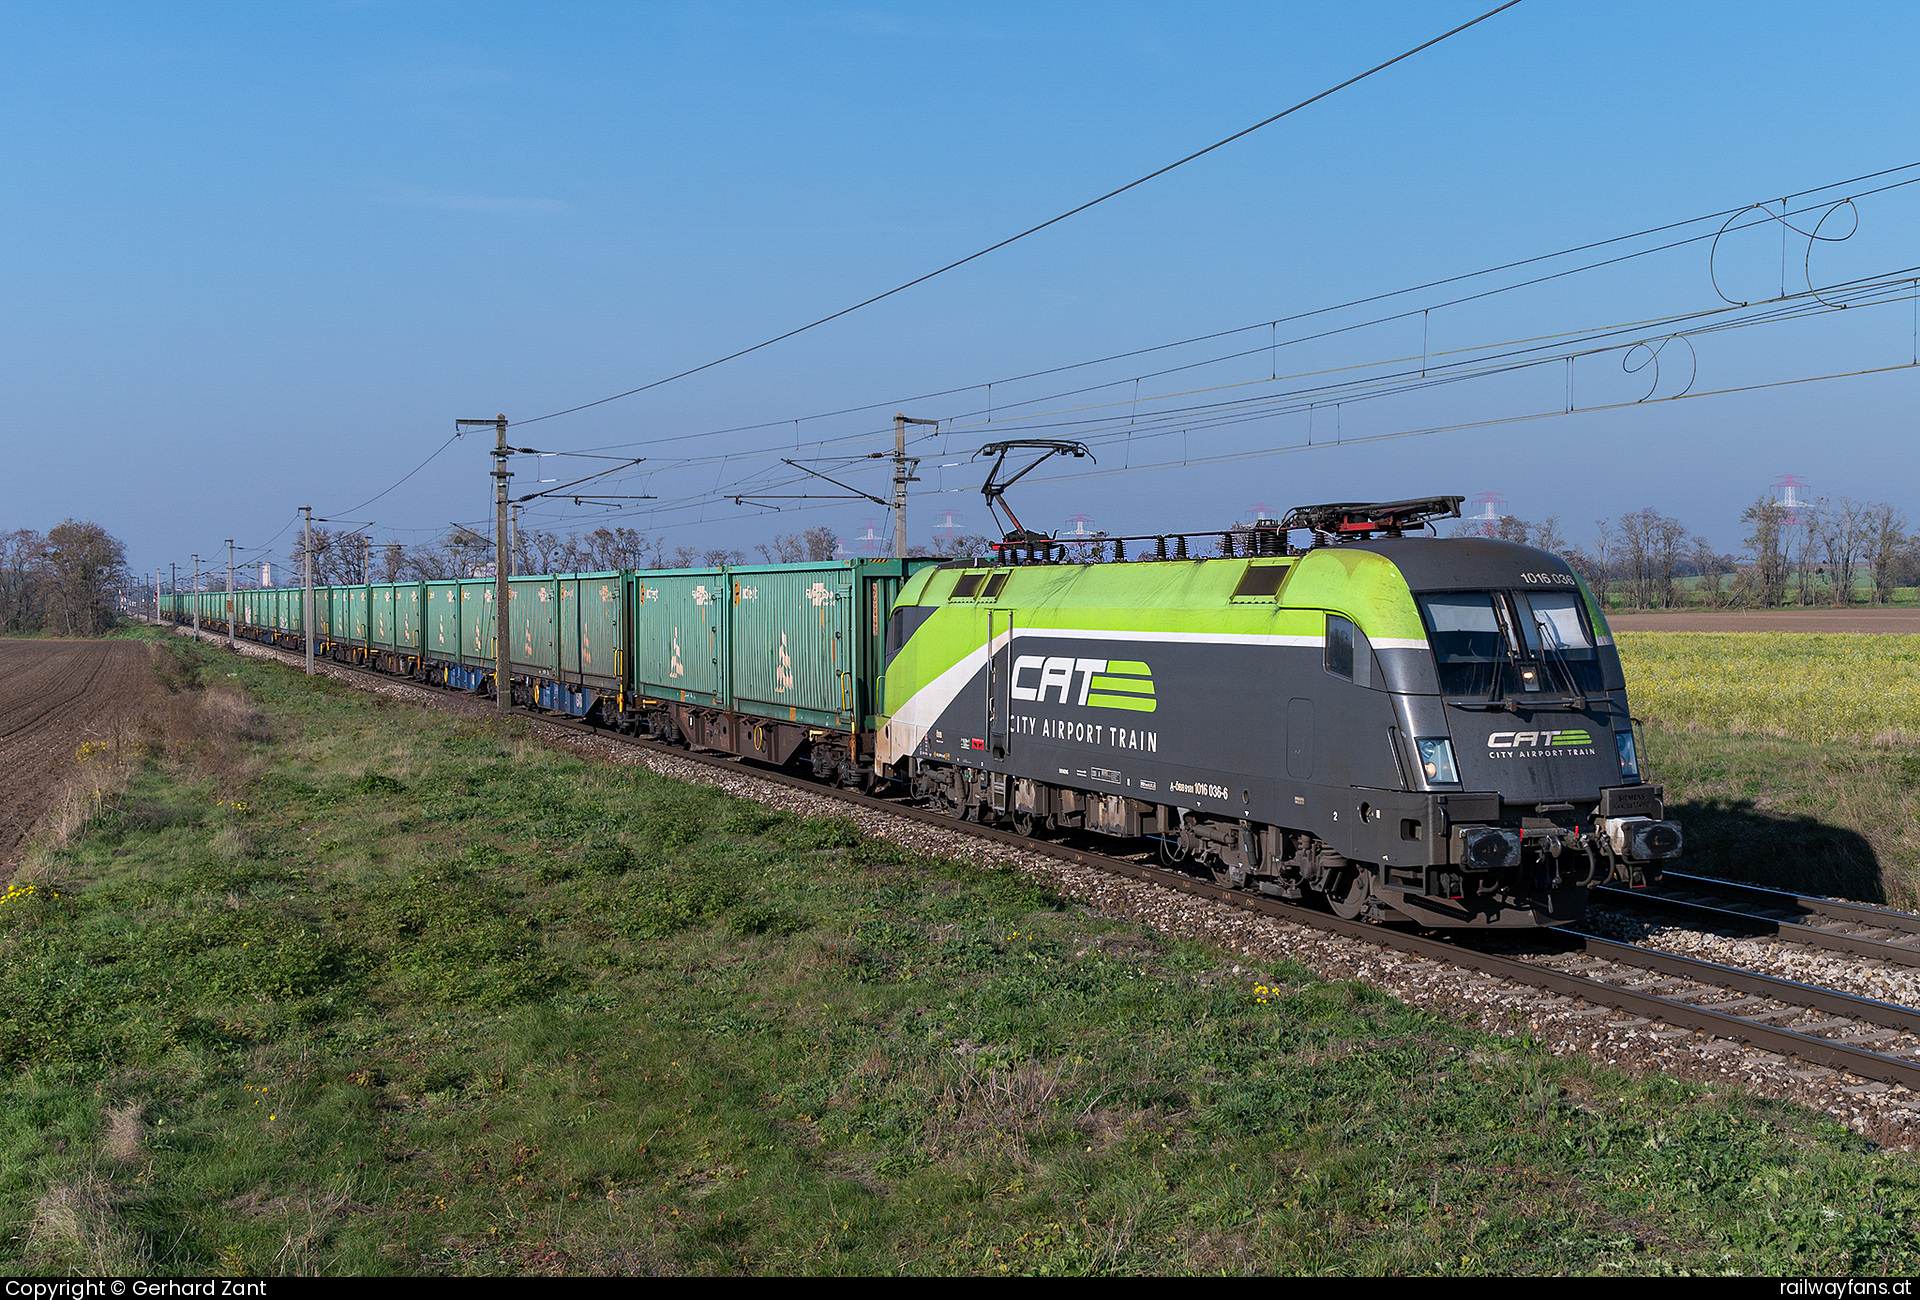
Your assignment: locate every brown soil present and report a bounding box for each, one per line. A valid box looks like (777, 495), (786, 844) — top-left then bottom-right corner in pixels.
(0, 638), (156, 866)
(1608, 608), (1920, 633)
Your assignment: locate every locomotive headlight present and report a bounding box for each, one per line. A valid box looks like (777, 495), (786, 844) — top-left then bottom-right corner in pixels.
(1615, 731), (1640, 781)
(1636, 820), (1683, 859)
(1603, 816), (1683, 860)
(1415, 738), (1458, 784)
(1458, 826), (1522, 871)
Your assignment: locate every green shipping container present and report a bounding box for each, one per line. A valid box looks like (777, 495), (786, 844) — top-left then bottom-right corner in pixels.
(395, 584), (424, 651)
(726, 563), (856, 728)
(724, 559), (935, 731)
(425, 581), (461, 661)
(370, 586), (397, 651)
(457, 579), (496, 667)
(558, 573), (623, 691)
(509, 576), (560, 678)
(630, 568), (728, 706)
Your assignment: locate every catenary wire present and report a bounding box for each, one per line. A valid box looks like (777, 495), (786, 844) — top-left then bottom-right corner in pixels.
(510, 1), (1525, 428)
(554, 162), (1920, 457)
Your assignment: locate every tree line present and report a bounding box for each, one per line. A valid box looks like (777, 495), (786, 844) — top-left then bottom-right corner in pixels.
(1458, 496), (1920, 609)
(0, 520), (129, 635)
(281, 522), (1000, 586)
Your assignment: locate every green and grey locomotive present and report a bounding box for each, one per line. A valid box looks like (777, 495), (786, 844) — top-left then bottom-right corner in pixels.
(875, 498), (1680, 926)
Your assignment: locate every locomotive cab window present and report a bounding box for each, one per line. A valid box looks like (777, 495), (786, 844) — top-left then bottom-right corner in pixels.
(1418, 589), (1602, 696)
(1516, 590), (1603, 693)
(1417, 592), (1513, 697)
(884, 604), (935, 668)
(1324, 614), (1355, 679)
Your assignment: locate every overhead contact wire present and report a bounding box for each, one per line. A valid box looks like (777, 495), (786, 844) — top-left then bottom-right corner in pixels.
(512, 1), (1525, 428)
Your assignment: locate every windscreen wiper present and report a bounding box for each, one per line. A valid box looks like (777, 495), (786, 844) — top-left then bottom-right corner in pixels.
(1531, 617), (1590, 710)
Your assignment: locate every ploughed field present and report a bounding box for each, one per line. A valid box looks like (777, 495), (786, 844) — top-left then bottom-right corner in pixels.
(1610, 608), (1920, 634)
(0, 638), (155, 864)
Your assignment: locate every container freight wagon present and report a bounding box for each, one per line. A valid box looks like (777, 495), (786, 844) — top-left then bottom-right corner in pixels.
(164, 557), (936, 782)
(621, 559), (935, 782)
(501, 572), (622, 716)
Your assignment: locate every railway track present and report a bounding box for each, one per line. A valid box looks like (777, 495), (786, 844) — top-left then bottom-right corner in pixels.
(167, 621), (1920, 1095)
(1597, 872), (1920, 968)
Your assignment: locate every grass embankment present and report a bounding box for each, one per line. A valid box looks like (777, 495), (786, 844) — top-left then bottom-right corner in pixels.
(5, 630), (1920, 1275)
(1618, 634), (1920, 908)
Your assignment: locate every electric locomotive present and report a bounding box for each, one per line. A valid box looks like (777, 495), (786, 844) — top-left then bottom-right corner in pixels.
(875, 496), (1681, 926)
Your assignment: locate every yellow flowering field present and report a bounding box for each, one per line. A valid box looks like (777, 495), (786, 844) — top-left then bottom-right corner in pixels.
(1616, 632), (1920, 743)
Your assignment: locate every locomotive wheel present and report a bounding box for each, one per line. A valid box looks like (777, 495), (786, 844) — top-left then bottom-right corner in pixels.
(1327, 868), (1371, 921)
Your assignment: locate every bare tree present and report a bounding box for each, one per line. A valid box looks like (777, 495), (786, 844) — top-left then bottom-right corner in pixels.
(1867, 503), (1908, 605)
(338, 532), (371, 584)
(1810, 496), (1870, 606)
(566, 526), (652, 572)
(1530, 515), (1566, 557)
(1589, 518), (1615, 610)
(41, 519), (127, 635)
(1740, 496), (1789, 607)
(435, 526), (493, 579)
(1614, 510), (1654, 609)
(1790, 518), (1823, 606)
(1651, 512), (1690, 609)
(920, 532), (994, 559)
(1607, 508), (1689, 608)
(755, 527), (838, 563)
(0, 529), (47, 634)
(291, 528), (347, 585)
(1688, 536), (1735, 607)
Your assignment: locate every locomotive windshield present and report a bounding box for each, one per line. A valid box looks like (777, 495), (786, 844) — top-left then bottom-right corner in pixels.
(1417, 590), (1602, 696)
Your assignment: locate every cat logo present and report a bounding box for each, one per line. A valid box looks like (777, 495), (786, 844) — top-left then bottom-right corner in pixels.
(805, 582), (837, 607)
(1010, 656), (1156, 713)
(1488, 729), (1593, 749)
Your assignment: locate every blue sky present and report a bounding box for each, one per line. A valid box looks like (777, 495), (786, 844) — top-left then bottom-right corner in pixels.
(4, 1), (1917, 581)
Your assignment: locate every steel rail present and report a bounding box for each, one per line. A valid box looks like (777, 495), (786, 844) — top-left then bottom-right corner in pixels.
(177, 620), (1920, 1091)
(1596, 884), (1920, 968)
(1554, 933), (1920, 1036)
(1639, 870), (1920, 935)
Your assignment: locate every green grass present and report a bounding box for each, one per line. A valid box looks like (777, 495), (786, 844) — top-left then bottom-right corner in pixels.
(1637, 724), (1920, 907)
(1618, 633), (1920, 744)
(1617, 633), (1920, 907)
(6, 630), (1920, 1274)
